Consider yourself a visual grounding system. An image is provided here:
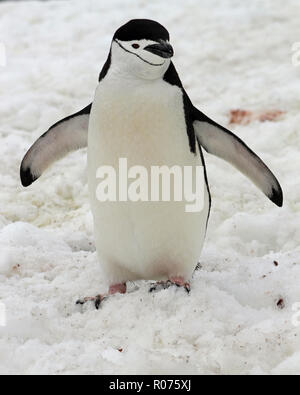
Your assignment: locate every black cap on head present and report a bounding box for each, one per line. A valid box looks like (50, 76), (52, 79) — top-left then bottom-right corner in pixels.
(113, 19), (170, 42)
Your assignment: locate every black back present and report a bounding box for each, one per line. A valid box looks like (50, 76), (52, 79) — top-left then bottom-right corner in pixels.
(99, 52), (111, 82)
(163, 63), (196, 155)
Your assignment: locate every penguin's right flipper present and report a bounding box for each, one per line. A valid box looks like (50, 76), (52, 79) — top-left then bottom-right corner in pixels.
(193, 107), (283, 207)
(20, 103), (91, 187)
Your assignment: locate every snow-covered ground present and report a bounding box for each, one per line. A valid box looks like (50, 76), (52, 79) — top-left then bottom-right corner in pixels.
(0, 0), (300, 375)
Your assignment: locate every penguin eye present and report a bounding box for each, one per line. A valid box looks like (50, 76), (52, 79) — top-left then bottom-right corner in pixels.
(132, 43), (140, 49)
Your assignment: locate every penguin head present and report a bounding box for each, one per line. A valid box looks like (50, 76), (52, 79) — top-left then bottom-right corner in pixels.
(110, 19), (174, 80)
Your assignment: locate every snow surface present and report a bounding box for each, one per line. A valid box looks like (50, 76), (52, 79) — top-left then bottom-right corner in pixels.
(0, 0), (300, 375)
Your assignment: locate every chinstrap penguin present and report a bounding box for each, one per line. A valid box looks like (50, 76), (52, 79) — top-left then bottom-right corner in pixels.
(20, 19), (283, 308)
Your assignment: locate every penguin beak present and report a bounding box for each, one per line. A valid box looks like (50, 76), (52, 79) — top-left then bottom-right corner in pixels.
(144, 40), (174, 59)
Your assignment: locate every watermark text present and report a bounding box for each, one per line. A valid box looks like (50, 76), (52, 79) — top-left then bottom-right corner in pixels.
(0, 43), (6, 67)
(292, 302), (300, 327)
(95, 158), (205, 213)
(0, 303), (6, 327)
(292, 42), (300, 67)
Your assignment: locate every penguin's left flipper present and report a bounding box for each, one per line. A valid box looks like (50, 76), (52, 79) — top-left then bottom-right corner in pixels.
(193, 108), (283, 207)
(20, 103), (92, 187)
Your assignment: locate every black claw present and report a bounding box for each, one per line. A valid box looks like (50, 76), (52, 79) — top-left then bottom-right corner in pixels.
(195, 262), (202, 271)
(184, 284), (191, 294)
(149, 284), (159, 293)
(149, 283), (157, 293)
(149, 280), (170, 293)
(149, 280), (190, 293)
(94, 296), (102, 310)
(76, 295), (107, 310)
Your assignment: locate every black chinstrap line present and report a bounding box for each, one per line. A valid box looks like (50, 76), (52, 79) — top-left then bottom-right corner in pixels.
(114, 40), (165, 67)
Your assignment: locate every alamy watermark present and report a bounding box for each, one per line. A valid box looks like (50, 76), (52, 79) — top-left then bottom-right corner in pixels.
(291, 42), (300, 67)
(292, 302), (300, 327)
(0, 43), (6, 67)
(0, 302), (6, 327)
(95, 158), (205, 213)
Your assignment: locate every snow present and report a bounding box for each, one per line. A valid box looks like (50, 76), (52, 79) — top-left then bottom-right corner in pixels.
(0, 0), (300, 375)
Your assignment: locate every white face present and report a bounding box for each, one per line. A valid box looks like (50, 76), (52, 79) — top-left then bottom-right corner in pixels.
(110, 39), (172, 81)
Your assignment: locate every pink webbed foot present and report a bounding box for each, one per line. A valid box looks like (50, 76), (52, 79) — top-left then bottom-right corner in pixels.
(149, 276), (190, 294)
(76, 282), (126, 309)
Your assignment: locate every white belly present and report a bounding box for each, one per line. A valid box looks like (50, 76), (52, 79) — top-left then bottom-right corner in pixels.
(88, 76), (209, 284)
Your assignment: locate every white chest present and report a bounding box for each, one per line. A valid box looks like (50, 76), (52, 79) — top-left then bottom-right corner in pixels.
(88, 77), (196, 169)
(87, 75), (208, 283)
